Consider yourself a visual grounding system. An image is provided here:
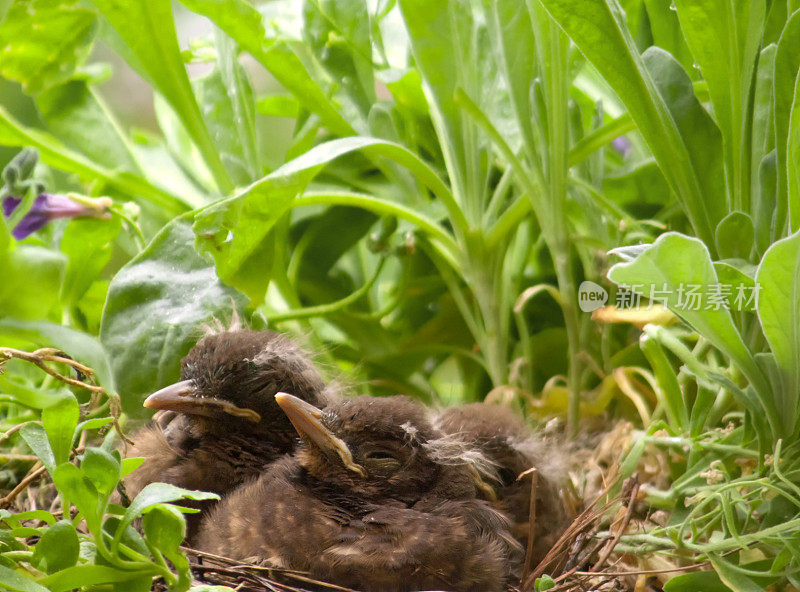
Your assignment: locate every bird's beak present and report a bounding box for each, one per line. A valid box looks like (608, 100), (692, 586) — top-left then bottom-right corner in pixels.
(143, 379), (261, 423)
(275, 393), (365, 476)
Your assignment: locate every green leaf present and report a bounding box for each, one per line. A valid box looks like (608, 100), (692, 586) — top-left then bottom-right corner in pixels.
(302, 0), (376, 116)
(537, 0), (726, 249)
(608, 232), (775, 433)
(789, 67), (800, 231)
(0, 377), (71, 409)
(0, 246), (66, 320)
(194, 136), (455, 301)
(90, 0), (232, 193)
(640, 332), (689, 430)
(663, 570), (733, 592)
(42, 395), (79, 466)
(774, 10), (800, 231)
(121, 456), (144, 478)
(36, 80), (141, 173)
(0, 0), (97, 95)
(715, 212), (754, 260)
(193, 36), (260, 186)
(100, 216), (247, 411)
(0, 565), (49, 592)
(0, 318), (115, 389)
(81, 447), (121, 498)
(142, 504), (185, 553)
(672, 0), (764, 210)
(119, 483), (217, 539)
(31, 520), (79, 574)
(709, 555), (769, 592)
(39, 565), (156, 592)
(19, 423), (56, 474)
(756, 229), (800, 434)
(60, 215), (122, 305)
(52, 462), (102, 535)
(176, 0), (354, 136)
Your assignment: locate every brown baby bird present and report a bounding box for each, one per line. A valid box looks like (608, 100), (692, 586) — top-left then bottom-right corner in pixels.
(198, 394), (522, 592)
(123, 330), (329, 539)
(436, 403), (569, 567)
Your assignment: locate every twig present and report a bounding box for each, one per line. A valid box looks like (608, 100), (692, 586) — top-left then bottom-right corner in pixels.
(0, 462), (46, 508)
(592, 476), (640, 570)
(0, 348), (102, 393)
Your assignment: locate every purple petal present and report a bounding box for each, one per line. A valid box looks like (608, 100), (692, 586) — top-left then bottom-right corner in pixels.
(2, 193), (101, 240)
(612, 135), (632, 158)
(2, 196), (21, 217)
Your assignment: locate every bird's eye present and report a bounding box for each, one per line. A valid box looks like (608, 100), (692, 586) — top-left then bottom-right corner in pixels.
(364, 450), (396, 461)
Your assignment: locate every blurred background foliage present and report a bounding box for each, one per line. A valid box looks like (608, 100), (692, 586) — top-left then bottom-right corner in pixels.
(1, 0), (800, 590)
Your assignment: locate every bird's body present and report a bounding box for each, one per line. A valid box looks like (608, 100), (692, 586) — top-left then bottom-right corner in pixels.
(123, 330), (329, 539)
(198, 395), (521, 592)
(436, 403), (569, 567)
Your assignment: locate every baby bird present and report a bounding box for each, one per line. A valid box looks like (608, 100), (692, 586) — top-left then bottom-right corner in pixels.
(123, 330), (329, 539)
(436, 403), (569, 567)
(198, 394), (522, 592)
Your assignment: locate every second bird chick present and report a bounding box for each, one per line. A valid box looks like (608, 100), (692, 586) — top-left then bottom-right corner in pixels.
(198, 394), (522, 592)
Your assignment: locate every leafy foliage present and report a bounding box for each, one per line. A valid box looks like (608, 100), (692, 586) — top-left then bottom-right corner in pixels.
(0, 0), (799, 589)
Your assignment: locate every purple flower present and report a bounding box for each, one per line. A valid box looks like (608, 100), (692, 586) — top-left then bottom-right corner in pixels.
(2, 193), (111, 240)
(612, 135), (632, 159)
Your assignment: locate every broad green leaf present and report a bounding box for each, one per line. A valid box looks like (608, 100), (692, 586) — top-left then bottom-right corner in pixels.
(31, 520), (79, 574)
(91, 0), (232, 193)
(60, 216), (122, 305)
(81, 447), (121, 498)
(755, 151), (778, 254)
(537, 0), (725, 248)
(774, 10), (800, 231)
(0, 0), (97, 95)
(0, 318), (115, 389)
(100, 217), (247, 411)
(709, 555), (771, 592)
(663, 570), (733, 592)
(194, 136), (454, 301)
(177, 0), (354, 136)
(19, 423), (56, 474)
(0, 565), (49, 592)
(39, 565), (156, 592)
(142, 504), (185, 553)
(715, 212), (754, 260)
(37, 80), (140, 173)
(756, 230), (800, 434)
(42, 395), (79, 466)
(52, 463), (102, 534)
(0, 246), (66, 320)
(672, 0), (764, 211)
(608, 232), (775, 432)
(0, 107), (188, 214)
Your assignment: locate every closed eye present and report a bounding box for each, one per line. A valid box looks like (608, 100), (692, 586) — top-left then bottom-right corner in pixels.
(364, 450), (397, 461)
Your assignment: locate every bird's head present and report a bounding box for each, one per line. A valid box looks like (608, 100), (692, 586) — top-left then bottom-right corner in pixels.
(143, 330), (327, 437)
(276, 393), (483, 502)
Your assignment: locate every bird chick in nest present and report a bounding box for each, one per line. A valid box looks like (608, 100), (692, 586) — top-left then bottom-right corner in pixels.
(123, 330), (331, 541)
(436, 402), (570, 568)
(198, 394), (522, 592)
